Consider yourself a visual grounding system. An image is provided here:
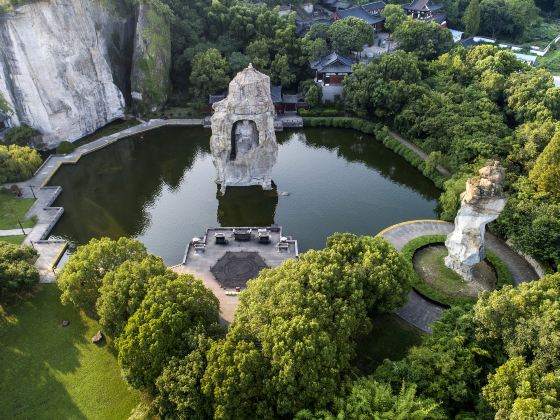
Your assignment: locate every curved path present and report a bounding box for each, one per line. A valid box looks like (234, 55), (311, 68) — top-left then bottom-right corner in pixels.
(378, 220), (540, 332)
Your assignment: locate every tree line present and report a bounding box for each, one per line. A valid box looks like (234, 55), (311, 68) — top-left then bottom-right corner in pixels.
(343, 41), (560, 270)
(56, 233), (560, 418)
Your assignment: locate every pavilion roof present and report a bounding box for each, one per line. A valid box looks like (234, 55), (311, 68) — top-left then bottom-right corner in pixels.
(403, 0), (443, 12)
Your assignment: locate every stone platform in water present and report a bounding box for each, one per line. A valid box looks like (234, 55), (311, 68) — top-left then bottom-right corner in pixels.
(172, 226), (298, 323)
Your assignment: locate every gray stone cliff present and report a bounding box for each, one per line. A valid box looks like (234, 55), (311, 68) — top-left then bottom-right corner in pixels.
(0, 0), (170, 147)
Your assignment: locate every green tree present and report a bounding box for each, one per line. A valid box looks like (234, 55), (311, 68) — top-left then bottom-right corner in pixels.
(203, 234), (412, 418)
(393, 19), (454, 60)
(381, 4), (407, 32)
(343, 51), (422, 118)
(475, 273), (560, 416)
(270, 53), (295, 86)
(245, 38), (271, 71)
(57, 237), (148, 313)
(228, 51), (251, 75)
(374, 306), (498, 417)
(0, 145), (42, 184)
(304, 83), (323, 108)
(463, 0), (481, 35)
(335, 379), (444, 419)
(328, 17), (373, 55)
(439, 174), (470, 221)
(189, 48), (230, 99)
(505, 68), (560, 123)
(302, 37), (329, 61)
(306, 22), (331, 41)
(0, 242), (38, 300)
(154, 335), (215, 420)
(3, 125), (38, 147)
(96, 255), (167, 337)
(117, 274), (220, 391)
(529, 130), (560, 199)
(0, 91), (10, 114)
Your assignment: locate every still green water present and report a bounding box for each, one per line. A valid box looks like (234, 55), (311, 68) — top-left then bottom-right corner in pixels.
(49, 126), (439, 264)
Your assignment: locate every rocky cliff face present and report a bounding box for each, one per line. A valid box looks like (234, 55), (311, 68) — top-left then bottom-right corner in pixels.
(130, 1), (171, 114)
(0, 0), (170, 147)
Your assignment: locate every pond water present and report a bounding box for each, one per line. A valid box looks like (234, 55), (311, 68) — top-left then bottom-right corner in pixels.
(49, 126), (440, 264)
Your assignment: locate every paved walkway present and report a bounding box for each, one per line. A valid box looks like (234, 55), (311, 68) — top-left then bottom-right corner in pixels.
(5, 118), (203, 282)
(388, 131), (452, 178)
(0, 228), (32, 236)
(378, 220), (540, 332)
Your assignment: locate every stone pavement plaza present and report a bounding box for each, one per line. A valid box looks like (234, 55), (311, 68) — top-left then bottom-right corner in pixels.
(171, 226), (298, 323)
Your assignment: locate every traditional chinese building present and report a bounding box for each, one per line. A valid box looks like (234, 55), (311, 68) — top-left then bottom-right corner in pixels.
(333, 1), (386, 32)
(310, 52), (354, 101)
(403, 0), (445, 24)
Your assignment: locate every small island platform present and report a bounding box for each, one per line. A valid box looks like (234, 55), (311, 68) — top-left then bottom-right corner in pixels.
(171, 226), (298, 323)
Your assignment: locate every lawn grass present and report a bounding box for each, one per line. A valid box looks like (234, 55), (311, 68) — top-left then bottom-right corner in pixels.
(0, 234), (26, 244)
(0, 192), (36, 230)
(413, 246), (479, 305)
(401, 234), (513, 306)
(0, 284), (141, 419)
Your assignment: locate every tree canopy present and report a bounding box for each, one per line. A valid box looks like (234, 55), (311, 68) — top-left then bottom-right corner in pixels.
(202, 234), (413, 418)
(0, 242), (38, 300)
(327, 17), (374, 55)
(393, 19), (454, 60)
(57, 237), (148, 312)
(116, 274), (221, 391)
(0, 145), (42, 184)
(189, 48), (230, 99)
(96, 255), (168, 337)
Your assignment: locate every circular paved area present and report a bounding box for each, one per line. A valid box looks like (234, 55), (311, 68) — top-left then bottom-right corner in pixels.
(210, 251), (268, 289)
(378, 220), (540, 333)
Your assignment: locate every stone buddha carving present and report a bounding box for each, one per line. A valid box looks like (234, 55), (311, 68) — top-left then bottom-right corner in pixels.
(234, 120), (258, 156)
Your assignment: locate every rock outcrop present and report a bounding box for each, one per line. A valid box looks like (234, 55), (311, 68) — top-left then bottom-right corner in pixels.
(445, 161), (507, 281)
(130, 1), (171, 114)
(0, 0), (170, 147)
(210, 65), (278, 193)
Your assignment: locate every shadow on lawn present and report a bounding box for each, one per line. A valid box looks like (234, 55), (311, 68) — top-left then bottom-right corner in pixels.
(0, 285), (88, 419)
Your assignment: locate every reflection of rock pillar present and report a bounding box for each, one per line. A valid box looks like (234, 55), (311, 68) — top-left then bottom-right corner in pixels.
(210, 64), (278, 194)
(216, 186), (278, 227)
(445, 162), (507, 281)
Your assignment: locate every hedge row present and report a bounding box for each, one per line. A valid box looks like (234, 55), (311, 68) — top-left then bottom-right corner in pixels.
(297, 108), (344, 117)
(400, 234), (515, 307)
(302, 117), (446, 188)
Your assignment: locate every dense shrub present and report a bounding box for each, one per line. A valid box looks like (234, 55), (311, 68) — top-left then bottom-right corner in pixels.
(0, 144), (42, 183)
(56, 141), (76, 154)
(3, 125), (38, 146)
(0, 242), (38, 300)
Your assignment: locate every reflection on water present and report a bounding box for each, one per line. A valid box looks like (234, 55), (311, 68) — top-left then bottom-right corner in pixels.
(49, 126), (440, 264)
(217, 186), (278, 227)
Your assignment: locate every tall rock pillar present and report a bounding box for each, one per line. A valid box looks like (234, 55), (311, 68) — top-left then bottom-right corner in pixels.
(445, 161), (507, 281)
(210, 64), (278, 194)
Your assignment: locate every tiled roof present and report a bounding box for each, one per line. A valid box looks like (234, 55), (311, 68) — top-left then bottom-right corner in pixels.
(403, 0), (443, 12)
(361, 1), (387, 13)
(337, 5), (384, 25)
(310, 52), (354, 72)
